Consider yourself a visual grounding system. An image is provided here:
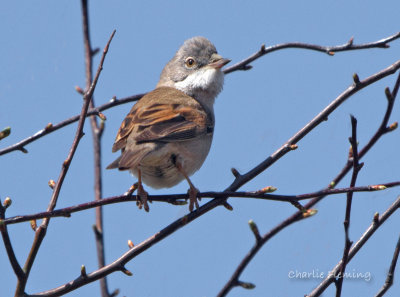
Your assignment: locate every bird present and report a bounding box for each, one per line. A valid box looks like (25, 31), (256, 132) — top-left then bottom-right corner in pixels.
(107, 36), (230, 212)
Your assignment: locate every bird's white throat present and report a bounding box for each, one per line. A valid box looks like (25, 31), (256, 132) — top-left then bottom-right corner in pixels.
(174, 67), (224, 109)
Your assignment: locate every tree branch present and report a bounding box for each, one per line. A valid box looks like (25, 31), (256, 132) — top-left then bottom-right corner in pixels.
(0, 200), (25, 280)
(3, 181), (400, 226)
(217, 69), (400, 297)
(25, 57), (400, 297)
(1, 33), (399, 156)
(13, 30), (116, 297)
(308, 196), (400, 297)
(223, 32), (400, 74)
(335, 115), (360, 297)
(375, 234), (400, 297)
(80, 1), (114, 296)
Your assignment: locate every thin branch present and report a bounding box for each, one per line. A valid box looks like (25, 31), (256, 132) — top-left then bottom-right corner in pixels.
(375, 234), (400, 297)
(3, 181), (400, 226)
(14, 31), (116, 297)
(308, 196), (400, 297)
(80, 1), (112, 296)
(223, 32), (400, 74)
(217, 69), (400, 297)
(26, 57), (400, 297)
(0, 202), (25, 280)
(335, 115), (360, 297)
(1, 33), (399, 156)
(0, 93), (144, 156)
(226, 59), (400, 193)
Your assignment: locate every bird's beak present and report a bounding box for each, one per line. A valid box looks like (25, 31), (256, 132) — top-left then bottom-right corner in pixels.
(208, 54), (231, 69)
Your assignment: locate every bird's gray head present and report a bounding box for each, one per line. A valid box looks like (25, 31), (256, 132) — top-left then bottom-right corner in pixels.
(157, 36), (230, 106)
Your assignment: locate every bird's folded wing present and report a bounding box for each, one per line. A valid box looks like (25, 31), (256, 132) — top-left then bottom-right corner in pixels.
(111, 88), (212, 153)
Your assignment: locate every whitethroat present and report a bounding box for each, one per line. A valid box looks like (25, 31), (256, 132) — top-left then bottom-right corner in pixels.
(107, 36), (230, 211)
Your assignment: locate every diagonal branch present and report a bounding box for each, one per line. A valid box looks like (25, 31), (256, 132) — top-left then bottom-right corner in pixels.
(308, 196), (400, 297)
(0, 93), (144, 156)
(14, 30), (116, 297)
(217, 69), (400, 297)
(375, 233), (400, 297)
(335, 116), (361, 297)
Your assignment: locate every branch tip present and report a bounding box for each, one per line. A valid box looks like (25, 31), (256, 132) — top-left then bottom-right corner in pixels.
(110, 289), (120, 297)
(303, 208), (318, 218)
(350, 114), (357, 124)
(385, 87), (394, 102)
(80, 265), (87, 278)
(0, 126), (11, 140)
(91, 47), (100, 56)
(127, 240), (134, 249)
(30, 219), (37, 231)
(348, 36), (354, 46)
(255, 186), (277, 194)
(352, 73), (360, 85)
(387, 121), (398, 131)
(373, 212), (380, 224)
(223, 202), (234, 211)
(19, 147), (28, 154)
(248, 220), (261, 242)
(75, 86), (84, 95)
(97, 111), (107, 121)
(237, 280), (256, 289)
(3, 197), (12, 209)
(121, 267), (133, 276)
(48, 179), (56, 189)
(231, 167), (241, 178)
(370, 185), (387, 191)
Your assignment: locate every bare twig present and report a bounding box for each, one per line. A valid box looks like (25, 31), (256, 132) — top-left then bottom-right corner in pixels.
(375, 234), (400, 297)
(3, 181), (400, 226)
(0, 93), (144, 156)
(80, 1), (113, 296)
(1, 33), (399, 156)
(14, 30), (116, 297)
(0, 200), (25, 280)
(26, 58), (400, 297)
(335, 116), (360, 297)
(308, 196), (400, 297)
(223, 32), (400, 74)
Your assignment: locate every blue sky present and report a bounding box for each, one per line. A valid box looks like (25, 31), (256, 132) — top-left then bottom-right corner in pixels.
(1, 1), (400, 296)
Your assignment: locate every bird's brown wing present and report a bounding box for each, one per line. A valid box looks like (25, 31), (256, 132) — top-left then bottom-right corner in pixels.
(111, 87), (212, 153)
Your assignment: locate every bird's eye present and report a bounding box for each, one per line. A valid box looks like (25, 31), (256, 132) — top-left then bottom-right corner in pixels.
(185, 57), (196, 68)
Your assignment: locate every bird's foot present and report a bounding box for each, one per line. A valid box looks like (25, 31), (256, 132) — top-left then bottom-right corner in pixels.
(187, 186), (200, 212)
(136, 183), (150, 212)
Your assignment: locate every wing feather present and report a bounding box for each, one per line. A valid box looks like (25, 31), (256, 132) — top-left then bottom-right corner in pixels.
(111, 87), (213, 153)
